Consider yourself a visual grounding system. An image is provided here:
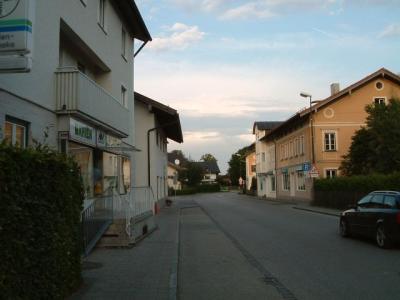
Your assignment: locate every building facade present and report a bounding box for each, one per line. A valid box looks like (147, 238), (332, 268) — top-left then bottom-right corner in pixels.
(261, 68), (400, 202)
(0, 0), (152, 249)
(245, 150), (256, 191)
(134, 92), (183, 209)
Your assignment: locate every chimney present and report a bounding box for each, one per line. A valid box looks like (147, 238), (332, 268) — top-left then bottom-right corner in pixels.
(330, 83), (340, 96)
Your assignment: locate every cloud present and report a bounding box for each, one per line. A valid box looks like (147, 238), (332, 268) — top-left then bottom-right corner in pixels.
(379, 23), (400, 38)
(148, 23), (205, 51)
(171, 0), (228, 12)
(220, 3), (275, 20)
(184, 131), (222, 142)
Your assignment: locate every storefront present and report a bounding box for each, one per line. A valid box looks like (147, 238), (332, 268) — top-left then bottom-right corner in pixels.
(59, 118), (132, 205)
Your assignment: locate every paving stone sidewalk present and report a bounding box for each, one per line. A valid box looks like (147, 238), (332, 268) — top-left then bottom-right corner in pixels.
(70, 205), (179, 300)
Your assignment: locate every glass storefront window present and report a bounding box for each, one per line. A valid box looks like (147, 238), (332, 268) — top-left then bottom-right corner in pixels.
(120, 157), (131, 194)
(103, 152), (118, 195)
(69, 142), (94, 198)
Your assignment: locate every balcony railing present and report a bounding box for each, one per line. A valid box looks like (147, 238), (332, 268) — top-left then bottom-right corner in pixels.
(55, 67), (129, 135)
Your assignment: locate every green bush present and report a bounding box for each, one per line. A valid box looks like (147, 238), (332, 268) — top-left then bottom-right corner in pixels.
(0, 143), (84, 299)
(313, 173), (400, 209)
(173, 184), (221, 196)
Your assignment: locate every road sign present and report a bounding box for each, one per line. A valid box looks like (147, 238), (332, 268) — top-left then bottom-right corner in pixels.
(309, 165), (320, 178)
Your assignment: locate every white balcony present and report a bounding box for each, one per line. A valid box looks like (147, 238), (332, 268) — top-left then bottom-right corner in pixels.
(55, 68), (129, 136)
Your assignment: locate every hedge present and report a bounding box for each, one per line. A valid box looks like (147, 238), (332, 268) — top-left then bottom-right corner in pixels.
(171, 184), (221, 196)
(0, 143), (84, 299)
(313, 173), (400, 209)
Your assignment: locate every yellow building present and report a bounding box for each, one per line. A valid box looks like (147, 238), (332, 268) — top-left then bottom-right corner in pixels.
(262, 68), (400, 202)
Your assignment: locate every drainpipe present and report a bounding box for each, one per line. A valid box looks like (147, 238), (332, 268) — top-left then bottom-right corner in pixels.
(147, 121), (179, 187)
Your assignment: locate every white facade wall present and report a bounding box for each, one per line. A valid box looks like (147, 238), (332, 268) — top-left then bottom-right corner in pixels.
(134, 101), (168, 204)
(0, 0), (135, 146)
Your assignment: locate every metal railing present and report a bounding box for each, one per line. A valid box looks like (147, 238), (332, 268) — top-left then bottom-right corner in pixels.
(81, 195), (113, 256)
(132, 186), (155, 218)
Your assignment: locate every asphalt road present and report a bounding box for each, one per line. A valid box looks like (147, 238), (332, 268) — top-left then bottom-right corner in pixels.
(177, 192), (400, 300)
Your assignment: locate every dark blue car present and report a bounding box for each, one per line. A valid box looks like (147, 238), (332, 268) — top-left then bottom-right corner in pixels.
(340, 191), (400, 248)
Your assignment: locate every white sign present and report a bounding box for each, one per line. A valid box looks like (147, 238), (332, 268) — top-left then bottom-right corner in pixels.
(0, 0), (34, 54)
(309, 165), (320, 178)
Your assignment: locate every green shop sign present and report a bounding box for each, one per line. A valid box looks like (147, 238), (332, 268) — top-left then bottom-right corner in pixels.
(70, 118), (96, 146)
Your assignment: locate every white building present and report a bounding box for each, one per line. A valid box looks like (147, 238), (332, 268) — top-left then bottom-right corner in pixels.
(253, 122), (282, 199)
(167, 162), (182, 191)
(134, 92), (183, 209)
(0, 0), (152, 252)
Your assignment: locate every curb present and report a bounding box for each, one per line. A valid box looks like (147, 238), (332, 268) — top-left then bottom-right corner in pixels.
(168, 207), (180, 300)
(293, 206), (341, 217)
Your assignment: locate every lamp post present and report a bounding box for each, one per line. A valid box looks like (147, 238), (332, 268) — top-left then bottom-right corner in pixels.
(300, 92), (315, 165)
(235, 153), (244, 192)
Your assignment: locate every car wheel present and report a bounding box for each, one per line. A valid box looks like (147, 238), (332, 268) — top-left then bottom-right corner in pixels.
(376, 225), (392, 249)
(340, 219), (350, 237)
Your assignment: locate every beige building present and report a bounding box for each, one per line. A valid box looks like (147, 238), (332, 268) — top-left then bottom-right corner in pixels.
(262, 68), (400, 202)
(245, 150), (256, 191)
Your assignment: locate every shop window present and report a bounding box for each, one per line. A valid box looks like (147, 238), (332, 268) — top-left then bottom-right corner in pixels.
(103, 152), (118, 194)
(119, 157), (131, 194)
(297, 172), (306, 191)
(4, 116), (28, 148)
(69, 142), (94, 198)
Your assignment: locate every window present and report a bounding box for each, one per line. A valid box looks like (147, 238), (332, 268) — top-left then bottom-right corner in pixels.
(4, 117), (28, 148)
(324, 132), (337, 151)
(260, 180), (263, 191)
(300, 136), (305, 155)
(374, 97), (386, 105)
(289, 141), (294, 157)
(271, 176), (276, 192)
(384, 195), (397, 208)
(325, 169), (337, 179)
(370, 194), (384, 208)
(251, 165), (256, 173)
(358, 195), (372, 207)
(282, 173), (290, 191)
(262, 152), (265, 162)
(98, 0), (106, 30)
(121, 85), (127, 107)
(121, 28), (127, 59)
(375, 81), (384, 91)
(297, 172), (306, 191)
(294, 138), (299, 156)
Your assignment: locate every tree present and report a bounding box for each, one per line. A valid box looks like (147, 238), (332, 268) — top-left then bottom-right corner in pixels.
(181, 162), (204, 186)
(169, 150), (189, 167)
(341, 98), (400, 175)
(200, 153), (217, 162)
(227, 144), (253, 186)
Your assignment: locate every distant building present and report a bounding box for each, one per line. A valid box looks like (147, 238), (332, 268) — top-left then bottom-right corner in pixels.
(196, 161), (221, 184)
(167, 162), (182, 191)
(253, 122), (282, 198)
(245, 148), (256, 191)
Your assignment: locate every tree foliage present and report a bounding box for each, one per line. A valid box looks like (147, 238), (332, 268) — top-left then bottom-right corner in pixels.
(169, 150), (189, 167)
(341, 98), (400, 175)
(228, 144), (253, 185)
(200, 153), (217, 162)
(182, 162), (204, 186)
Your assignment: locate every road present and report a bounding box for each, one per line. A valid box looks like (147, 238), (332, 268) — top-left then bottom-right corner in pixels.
(177, 192), (400, 300)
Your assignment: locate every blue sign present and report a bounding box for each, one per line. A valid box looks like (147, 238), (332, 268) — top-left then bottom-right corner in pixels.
(303, 162), (311, 172)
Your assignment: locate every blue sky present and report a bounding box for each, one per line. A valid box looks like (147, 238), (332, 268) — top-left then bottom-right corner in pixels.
(134, 0), (400, 173)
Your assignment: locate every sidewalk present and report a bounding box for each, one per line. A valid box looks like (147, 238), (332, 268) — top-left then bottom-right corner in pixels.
(292, 203), (341, 217)
(70, 205), (180, 300)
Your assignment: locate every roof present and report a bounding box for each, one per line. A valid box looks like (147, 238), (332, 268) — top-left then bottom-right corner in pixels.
(300, 68), (400, 117)
(253, 121), (284, 134)
(135, 92), (183, 143)
(195, 161), (221, 174)
(263, 68), (400, 141)
(112, 0), (152, 42)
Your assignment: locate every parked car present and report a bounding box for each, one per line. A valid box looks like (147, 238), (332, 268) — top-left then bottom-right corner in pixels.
(339, 191), (400, 248)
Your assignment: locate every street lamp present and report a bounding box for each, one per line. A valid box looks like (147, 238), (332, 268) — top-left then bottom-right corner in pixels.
(235, 153), (244, 189)
(300, 92), (315, 165)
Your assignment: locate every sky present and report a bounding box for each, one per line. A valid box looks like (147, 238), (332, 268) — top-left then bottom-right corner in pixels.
(134, 0), (400, 174)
